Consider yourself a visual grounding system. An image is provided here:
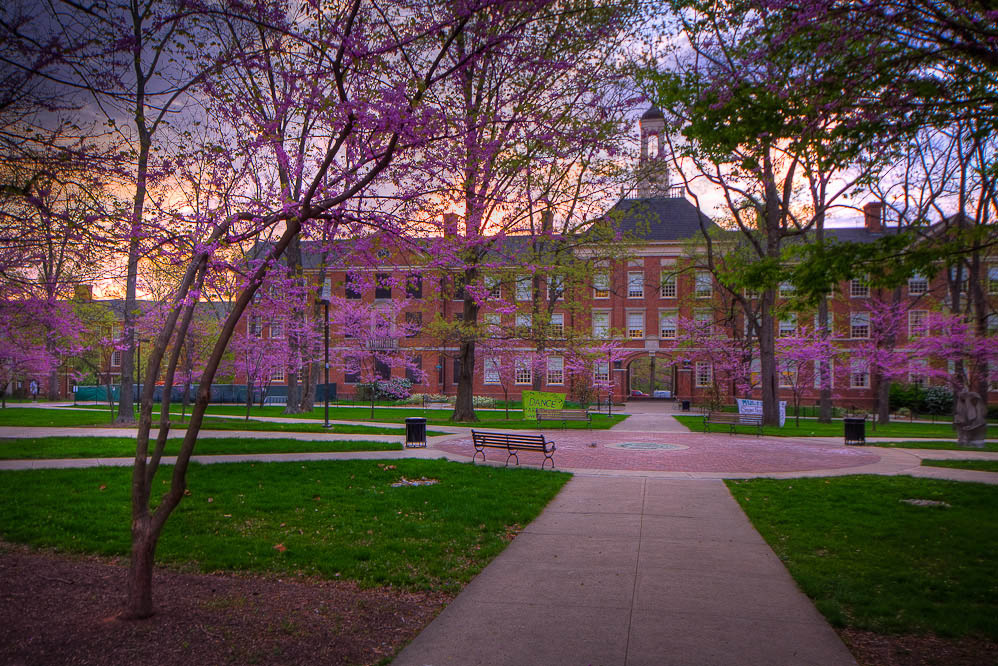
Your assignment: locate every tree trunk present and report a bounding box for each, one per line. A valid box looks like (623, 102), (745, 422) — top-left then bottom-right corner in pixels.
(283, 237), (305, 414)
(876, 371), (890, 424)
(758, 292), (779, 426)
(817, 297), (833, 422)
(121, 520), (158, 620)
(245, 379), (253, 420)
(300, 360), (319, 412)
(452, 273), (480, 422)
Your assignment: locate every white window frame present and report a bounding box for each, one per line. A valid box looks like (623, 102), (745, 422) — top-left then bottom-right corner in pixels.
(660, 272), (677, 298)
(111, 350), (122, 367)
(778, 314), (797, 338)
(627, 271), (644, 299)
(850, 276), (870, 298)
(850, 312), (870, 339)
(908, 273), (928, 295)
(814, 359), (833, 389)
(515, 276), (531, 301)
(695, 271), (712, 298)
(549, 313), (564, 337)
(850, 360), (869, 388)
(908, 310), (927, 338)
(271, 368), (285, 382)
(546, 356), (564, 385)
(485, 276), (502, 299)
(594, 360), (609, 383)
(988, 263), (998, 295)
(592, 311), (610, 339)
(779, 360), (797, 388)
(514, 359), (532, 385)
(779, 281), (795, 297)
(695, 361), (712, 387)
(908, 360), (928, 388)
(270, 320), (284, 339)
(548, 275), (564, 301)
(626, 311), (644, 339)
(515, 313), (532, 331)
(659, 310), (677, 339)
(484, 357), (500, 384)
(593, 273), (610, 299)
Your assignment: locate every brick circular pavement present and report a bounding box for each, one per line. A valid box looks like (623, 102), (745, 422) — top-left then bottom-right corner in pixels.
(434, 431), (881, 473)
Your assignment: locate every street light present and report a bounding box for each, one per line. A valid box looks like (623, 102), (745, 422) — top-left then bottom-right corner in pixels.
(320, 280), (332, 428)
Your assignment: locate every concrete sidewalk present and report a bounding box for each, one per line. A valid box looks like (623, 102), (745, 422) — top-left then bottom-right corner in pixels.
(393, 476), (856, 666)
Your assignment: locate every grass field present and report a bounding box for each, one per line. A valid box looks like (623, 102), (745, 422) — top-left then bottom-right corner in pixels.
(867, 440), (998, 452)
(66, 404), (627, 429)
(0, 436), (402, 460)
(921, 459), (998, 473)
(727, 475), (998, 639)
(0, 460), (570, 591)
(674, 414), (996, 439)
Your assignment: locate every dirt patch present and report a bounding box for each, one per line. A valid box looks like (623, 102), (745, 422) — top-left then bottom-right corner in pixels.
(0, 544), (449, 666)
(841, 628), (998, 666)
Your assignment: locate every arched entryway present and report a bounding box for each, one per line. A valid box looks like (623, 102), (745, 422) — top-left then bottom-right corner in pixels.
(625, 353), (677, 398)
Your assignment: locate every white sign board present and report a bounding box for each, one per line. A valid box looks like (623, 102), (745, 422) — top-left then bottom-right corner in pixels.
(736, 398), (786, 427)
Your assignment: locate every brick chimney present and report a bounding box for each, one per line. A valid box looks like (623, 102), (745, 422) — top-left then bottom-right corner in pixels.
(863, 201), (883, 233)
(73, 284), (93, 302)
(443, 212), (460, 238)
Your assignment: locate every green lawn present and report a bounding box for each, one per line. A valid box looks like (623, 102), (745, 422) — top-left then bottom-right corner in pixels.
(674, 414), (995, 439)
(868, 440), (998, 452)
(70, 404), (627, 429)
(727, 476), (998, 639)
(0, 408), (441, 436)
(0, 436), (402, 460)
(921, 459), (998, 473)
(0, 460), (570, 591)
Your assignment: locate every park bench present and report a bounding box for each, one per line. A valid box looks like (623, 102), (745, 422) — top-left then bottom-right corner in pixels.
(471, 430), (556, 469)
(536, 408), (591, 429)
(703, 411), (763, 436)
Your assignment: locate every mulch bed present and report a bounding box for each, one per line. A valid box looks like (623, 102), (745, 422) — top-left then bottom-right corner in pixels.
(841, 628), (998, 666)
(0, 544), (450, 666)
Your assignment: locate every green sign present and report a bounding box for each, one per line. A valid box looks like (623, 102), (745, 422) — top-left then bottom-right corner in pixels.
(522, 390), (566, 420)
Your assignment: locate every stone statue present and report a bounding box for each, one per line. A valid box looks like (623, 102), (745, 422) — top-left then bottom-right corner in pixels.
(954, 391), (987, 448)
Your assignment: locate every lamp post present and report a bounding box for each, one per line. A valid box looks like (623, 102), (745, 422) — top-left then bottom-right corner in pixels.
(320, 281), (331, 428)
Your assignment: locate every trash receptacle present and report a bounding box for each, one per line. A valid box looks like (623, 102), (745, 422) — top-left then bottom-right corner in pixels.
(681, 400), (690, 412)
(843, 417), (866, 445)
(405, 417), (427, 448)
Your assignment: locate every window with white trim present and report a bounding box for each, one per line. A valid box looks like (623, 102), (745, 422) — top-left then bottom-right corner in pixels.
(548, 275), (564, 301)
(779, 281), (795, 297)
(626, 312), (644, 339)
(850, 359), (869, 388)
(659, 310), (677, 339)
(850, 312), (870, 339)
(694, 309), (712, 326)
(908, 273), (928, 295)
(660, 272), (676, 298)
(814, 359), (833, 389)
(549, 313), (564, 337)
(515, 276), (531, 301)
(850, 276), (869, 298)
(270, 320), (283, 339)
(908, 310), (927, 338)
(987, 313), (998, 334)
(627, 271), (644, 298)
(778, 314), (797, 338)
(593, 273), (610, 299)
(779, 360), (797, 387)
(485, 276), (502, 299)
(111, 350), (121, 367)
(546, 356), (564, 385)
(813, 311), (833, 333)
(592, 311), (610, 338)
(482, 313), (499, 332)
(594, 360), (609, 383)
(909, 360), (928, 388)
(514, 359), (532, 385)
(515, 313), (532, 331)
(695, 361), (712, 387)
(250, 317), (263, 337)
(271, 368), (285, 382)
(695, 271), (712, 298)
(989, 263), (998, 295)
(484, 357), (500, 384)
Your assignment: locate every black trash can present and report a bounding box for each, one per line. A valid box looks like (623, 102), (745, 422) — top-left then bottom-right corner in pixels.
(405, 417), (427, 448)
(843, 417), (866, 445)
(681, 400), (691, 412)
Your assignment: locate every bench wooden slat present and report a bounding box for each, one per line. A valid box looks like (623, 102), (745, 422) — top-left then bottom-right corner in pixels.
(703, 411), (763, 436)
(471, 430), (556, 469)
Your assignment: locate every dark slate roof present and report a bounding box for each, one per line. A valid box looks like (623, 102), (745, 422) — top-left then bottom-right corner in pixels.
(641, 105), (664, 120)
(604, 196), (718, 241)
(824, 226), (899, 244)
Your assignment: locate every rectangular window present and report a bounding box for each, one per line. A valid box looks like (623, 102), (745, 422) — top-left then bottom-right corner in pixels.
(908, 273), (928, 295)
(375, 273), (391, 299)
(514, 359), (532, 385)
(779, 360), (797, 388)
(406, 274), (422, 299)
(695, 271), (712, 298)
(594, 360), (609, 383)
(627, 312), (644, 339)
(850, 276), (869, 298)
(516, 276), (532, 301)
(483, 313), (500, 332)
(779, 281), (795, 297)
(515, 313), (532, 331)
(404, 311), (421, 337)
(344, 360), (360, 384)
(659, 311), (677, 339)
(549, 313), (564, 337)
(988, 264), (998, 295)
(485, 276), (502, 299)
(250, 317), (263, 337)
(813, 311), (833, 333)
(548, 275), (564, 301)
(908, 310), (927, 338)
(111, 350), (121, 367)
(987, 313), (998, 333)
(908, 360), (927, 388)
(850, 312), (870, 339)
(627, 271), (644, 298)
(546, 356), (564, 385)
(269, 321), (283, 339)
(593, 311), (610, 338)
(850, 359), (869, 388)
(694, 309), (712, 326)
(660, 272), (677, 298)
(779, 314), (797, 338)
(695, 361), (712, 387)
(407, 355), (423, 385)
(271, 368), (285, 382)
(814, 359), (833, 389)
(345, 274), (362, 299)
(593, 273), (610, 299)
(484, 357), (500, 384)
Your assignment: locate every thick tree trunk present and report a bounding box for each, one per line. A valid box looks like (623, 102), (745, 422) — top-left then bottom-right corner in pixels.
(452, 271), (480, 422)
(300, 360), (319, 412)
(758, 292), (779, 426)
(283, 239), (305, 414)
(121, 521), (158, 620)
(817, 297), (833, 422)
(876, 371), (890, 424)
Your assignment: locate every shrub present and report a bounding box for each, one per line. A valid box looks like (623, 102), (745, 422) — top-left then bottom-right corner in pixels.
(922, 385), (954, 415)
(472, 395), (497, 408)
(889, 383), (925, 412)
